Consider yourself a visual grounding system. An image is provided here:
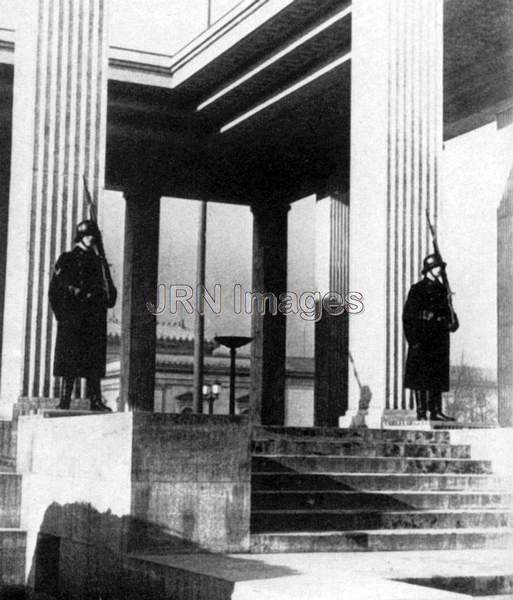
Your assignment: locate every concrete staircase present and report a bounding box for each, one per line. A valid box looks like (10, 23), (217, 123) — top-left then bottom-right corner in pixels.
(250, 427), (513, 552)
(0, 420), (26, 585)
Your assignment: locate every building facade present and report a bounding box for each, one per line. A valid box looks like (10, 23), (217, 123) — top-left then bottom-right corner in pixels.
(0, 0), (512, 425)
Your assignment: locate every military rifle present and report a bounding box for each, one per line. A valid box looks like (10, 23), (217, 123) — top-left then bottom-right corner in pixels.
(425, 208), (457, 330)
(82, 175), (117, 307)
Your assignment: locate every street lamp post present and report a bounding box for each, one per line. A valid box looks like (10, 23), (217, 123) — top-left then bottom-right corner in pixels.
(202, 381), (221, 415)
(214, 336), (252, 415)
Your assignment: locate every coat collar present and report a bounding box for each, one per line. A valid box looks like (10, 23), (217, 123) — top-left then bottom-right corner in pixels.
(422, 275), (444, 289)
(73, 243), (93, 255)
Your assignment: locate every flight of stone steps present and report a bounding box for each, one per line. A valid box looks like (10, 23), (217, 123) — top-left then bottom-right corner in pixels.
(0, 420), (26, 586)
(250, 427), (513, 553)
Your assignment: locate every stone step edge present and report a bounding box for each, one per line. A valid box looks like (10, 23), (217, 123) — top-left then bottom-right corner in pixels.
(250, 526), (513, 537)
(251, 446), (472, 453)
(252, 440), (467, 447)
(253, 454), (487, 461)
(253, 426), (453, 433)
(0, 528), (26, 533)
(249, 528), (513, 551)
(251, 472), (509, 484)
(252, 471), (508, 477)
(251, 490), (513, 496)
(251, 508), (513, 515)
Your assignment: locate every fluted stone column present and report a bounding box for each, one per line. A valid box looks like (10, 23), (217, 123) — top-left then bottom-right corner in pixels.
(348, 0), (442, 419)
(0, 130), (11, 383)
(0, 0), (108, 413)
(314, 189), (349, 426)
(250, 201), (289, 425)
(498, 167), (513, 427)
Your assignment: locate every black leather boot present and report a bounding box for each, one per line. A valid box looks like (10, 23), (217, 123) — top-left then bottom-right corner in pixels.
(56, 376), (74, 409)
(429, 391), (455, 421)
(415, 390), (427, 420)
(90, 397), (112, 412)
(87, 377), (112, 412)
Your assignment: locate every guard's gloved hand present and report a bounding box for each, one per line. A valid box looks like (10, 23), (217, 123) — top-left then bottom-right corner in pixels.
(68, 285), (81, 297)
(68, 286), (94, 301)
(448, 313), (459, 333)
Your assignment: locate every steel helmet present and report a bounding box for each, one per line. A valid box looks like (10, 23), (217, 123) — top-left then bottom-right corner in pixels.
(422, 253), (446, 274)
(74, 220), (99, 243)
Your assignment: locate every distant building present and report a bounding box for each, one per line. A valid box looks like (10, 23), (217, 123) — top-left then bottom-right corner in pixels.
(104, 317), (316, 424)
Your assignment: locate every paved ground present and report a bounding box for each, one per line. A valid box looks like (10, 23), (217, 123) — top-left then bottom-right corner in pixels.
(134, 548), (513, 599)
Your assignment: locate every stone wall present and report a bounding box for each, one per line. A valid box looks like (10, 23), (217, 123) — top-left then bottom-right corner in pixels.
(130, 414), (251, 554)
(15, 413), (251, 598)
(16, 413), (133, 596)
(0, 419), (16, 470)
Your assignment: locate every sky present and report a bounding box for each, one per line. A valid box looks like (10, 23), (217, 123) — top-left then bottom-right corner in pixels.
(441, 121), (513, 374)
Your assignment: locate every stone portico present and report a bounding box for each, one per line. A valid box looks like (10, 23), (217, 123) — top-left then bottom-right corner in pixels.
(0, 0), (508, 418)
(1, 3), (513, 597)
(0, 0), (511, 426)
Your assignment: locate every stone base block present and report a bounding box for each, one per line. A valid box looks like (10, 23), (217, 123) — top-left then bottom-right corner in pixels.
(339, 408), (384, 429)
(0, 529), (26, 585)
(16, 412), (252, 596)
(0, 473), (21, 527)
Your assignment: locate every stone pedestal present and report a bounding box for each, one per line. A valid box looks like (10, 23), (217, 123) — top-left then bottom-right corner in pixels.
(250, 201), (289, 425)
(0, 0), (108, 415)
(497, 167), (513, 426)
(348, 0), (443, 418)
(16, 412), (250, 591)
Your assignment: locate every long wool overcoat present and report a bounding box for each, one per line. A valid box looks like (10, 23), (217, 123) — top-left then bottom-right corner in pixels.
(403, 276), (458, 392)
(49, 246), (116, 378)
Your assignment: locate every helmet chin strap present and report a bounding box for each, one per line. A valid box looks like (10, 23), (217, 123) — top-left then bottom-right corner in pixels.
(426, 270), (442, 284)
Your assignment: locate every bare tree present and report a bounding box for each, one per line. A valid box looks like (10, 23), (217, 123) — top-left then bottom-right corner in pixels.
(446, 352), (498, 424)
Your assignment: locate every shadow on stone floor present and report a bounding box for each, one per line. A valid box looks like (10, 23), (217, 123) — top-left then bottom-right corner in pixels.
(24, 501), (297, 600)
(395, 574), (513, 597)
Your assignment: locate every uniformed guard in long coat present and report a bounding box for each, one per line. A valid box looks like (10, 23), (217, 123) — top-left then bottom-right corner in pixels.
(403, 254), (459, 420)
(49, 220), (117, 410)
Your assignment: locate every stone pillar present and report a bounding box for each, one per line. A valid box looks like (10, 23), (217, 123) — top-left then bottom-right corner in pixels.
(0, 120), (11, 382)
(120, 188), (160, 412)
(348, 0), (442, 419)
(498, 167), (513, 427)
(314, 189), (349, 426)
(250, 201), (289, 425)
(0, 0), (108, 413)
